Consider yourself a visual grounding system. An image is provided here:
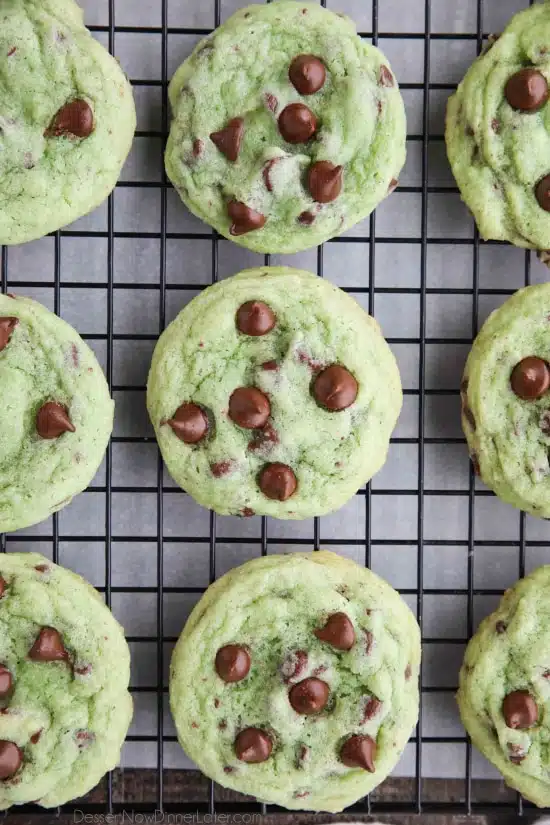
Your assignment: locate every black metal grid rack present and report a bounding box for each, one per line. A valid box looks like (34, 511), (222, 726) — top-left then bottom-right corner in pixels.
(1, 0), (547, 821)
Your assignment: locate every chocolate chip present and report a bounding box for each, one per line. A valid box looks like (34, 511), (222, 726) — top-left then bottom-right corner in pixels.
(236, 301), (276, 336)
(388, 178), (398, 194)
(379, 66), (394, 87)
(289, 677), (330, 714)
(34, 564), (49, 573)
(505, 68), (549, 112)
(262, 360), (279, 371)
(0, 317), (18, 352)
(496, 621), (507, 634)
(210, 117), (244, 162)
(289, 55), (326, 95)
(536, 174), (550, 212)
(76, 730), (95, 749)
(281, 650), (308, 683)
(262, 158), (281, 192)
(258, 463), (297, 501)
(541, 411), (550, 435)
(463, 404), (476, 431)
(74, 664), (92, 676)
(248, 422), (279, 453)
(167, 403), (208, 444)
(307, 161), (343, 203)
(30, 730), (42, 745)
(362, 696), (382, 723)
(340, 735), (376, 772)
(264, 93), (279, 113)
(298, 210), (316, 225)
(46, 99), (94, 138)
(364, 629), (374, 655)
(192, 139), (204, 157)
(235, 728), (272, 763)
(491, 118), (501, 134)
(229, 387), (270, 429)
(0, 667), (12, 698)
(470, 453), (481, 476)
(0, 741), (22, 780)
(210, 460), (233, 478)
(36, 402), (75, 439)
(278, 103), (317, 144)
(405, 663), (412, 680)
(29, 627), (69, 662)
(314, 612), (355, 650)
(215, 645), (251, 683)
(510, 356), (550, 400)
(228, 200), (266, 235)
(0, 578), (5, 598)
(503, 690), (538, 729)
(313, 365), (358, 411)
(240, 507), (255, 517)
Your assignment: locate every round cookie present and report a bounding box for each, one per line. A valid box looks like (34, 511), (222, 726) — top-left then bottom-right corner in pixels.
(0, 552), (132, 809)
(146, 266), (402, 520)
(165, 1), (406, 254)
(461, 283), (550, 518)
(446, 3), (550, 256)
(0, 0), (136, 245)
(0, 293), (114, 533)
(170, 550), (421, 812)
(458, 565), (550, 808)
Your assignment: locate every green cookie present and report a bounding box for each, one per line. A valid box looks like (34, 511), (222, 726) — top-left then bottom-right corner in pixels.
(170, 551), (421, 812)
(458, 565), (550, 808)
(0, 0), (136, 245)
(0, 294), (114, 533)
(0, 552), (132, 809)
(446, 3), (550, 254)
(165, 1), (406, 254)
(147, 266), (402, 520)
(462, 283), (550, 518)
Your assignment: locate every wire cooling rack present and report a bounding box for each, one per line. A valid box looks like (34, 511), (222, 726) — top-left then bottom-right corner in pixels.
(2, 0), (550, 821)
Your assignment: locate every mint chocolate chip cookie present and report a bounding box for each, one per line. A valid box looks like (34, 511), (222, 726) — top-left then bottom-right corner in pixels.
(0, 294), (114, 533)
(170, 551), (421, 812)
(461, 283), (550, 518)
(458, 565), (550, 807)
(0, 0), (136, 245)
(446, 3), (550, 256)
(0, 552), (132, 809)
(165, 1), (406, 254)
(146, 266), (402, 520)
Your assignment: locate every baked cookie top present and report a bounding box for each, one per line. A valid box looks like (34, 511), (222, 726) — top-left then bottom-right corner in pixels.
(0, 0), (136, 245)
(0, 553), (132, 809)
(458, 565), (550, 808)
(462, 283), (550, 518)
(0, 294), (114, 533)
(165, 1), (406, 254)
(146, 267), (402, 520)
(446, 3), (550, 251)
(170, 551), (421, 812)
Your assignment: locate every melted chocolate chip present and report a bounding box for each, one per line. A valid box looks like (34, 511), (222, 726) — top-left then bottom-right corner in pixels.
(289, 55), (326, 95)
(210, 460), (233, 478)
(228, 201), (266, 235)
(289, 677), (329, 714)
(536, 174), (550, 212)
(278, 103), (317, 144)
(46, 99), (94, 138)
(541, 410), (550, 435)
(236, 301), (276, 336)
(510, 356), (550, 400)
(281, 650), (308, 683)
(0, 741), (22, 780)
(0, 317), (18, 352)
(362, 696), (382, 723)
(0, 578), (5, 598)
(379, 66), (394, 87)
(0, 667), (12, 698)
(313, 365), (358, 411)
(388, 178), (398, 194)
(298, 210), (316, 225)
(258, 463), (297, 501)
(234, 728), (272, 763)
(192, 139), (204, 157)
(30, 730), (42, 745)
(210, 117), (244, 162)
(505, 68), (549, 112)
(167, 403), (208, 444)
(29, 627), (69, 662)
(502, 690), (538, 729)
(36, 402), (75, 439)
(314, 612), (355, 650)
(263, 158), (280, 192)
(229, 387), (270, 429)
(405, 663), (412, 680)
(262, 360), (279, 371)
(307, 161), (343, 203)
(215, 645), (251, 683)
(264, 93), (279, 113)
(340, 735), (376, 772)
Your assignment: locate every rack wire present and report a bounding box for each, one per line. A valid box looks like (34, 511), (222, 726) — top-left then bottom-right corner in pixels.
(1, 0), (547, 820)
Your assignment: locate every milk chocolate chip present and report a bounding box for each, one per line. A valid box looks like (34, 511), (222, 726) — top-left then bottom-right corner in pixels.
(36, 402), (75, 439)
(505, 68), (548, 112)
(289, 677), (330, 714)
(340, 734), (376, 772)
(307, 161), (343, 203)
(228, 201), (266, 235)
(0, 741), (22, 780)
(235, 728), (272, 763)
(210, 117), (244, 161)
(0, 318), (18, 352)
(29, 627), (69, 661)
(278, 103), (317, 144)
(289, 55), (326, 95)
(236, 301), (276, 336)
(46, 99), (94, 138)
(510, 356), (550, 400)
(167, 403), (208, 444)
(229, 387), (270, 429)
(502, 690), (538, 729)
(536, 174), (550, 212)
(215, 645), (251, 683)
(258, 463), (297, 500)
(0, 667), (12, 698)
(314, 612), (355, 650)
(313, 365), (358, 411)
